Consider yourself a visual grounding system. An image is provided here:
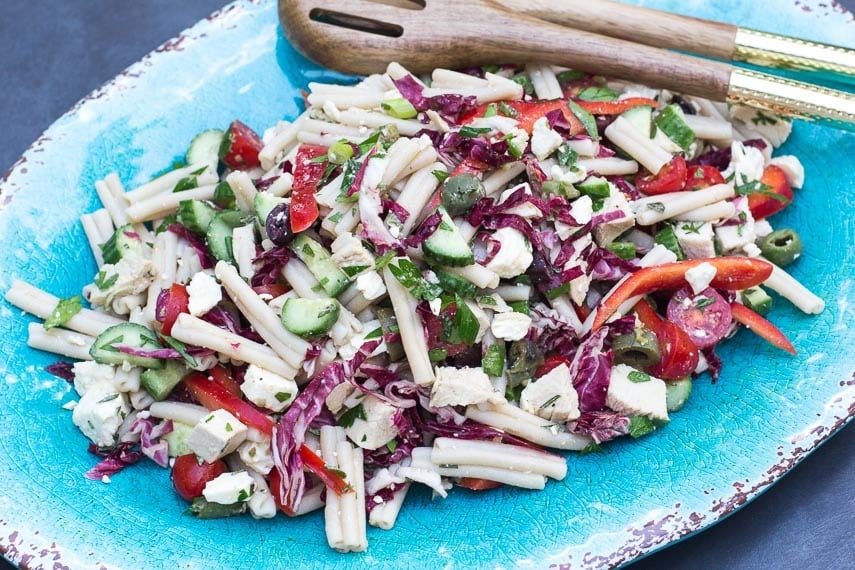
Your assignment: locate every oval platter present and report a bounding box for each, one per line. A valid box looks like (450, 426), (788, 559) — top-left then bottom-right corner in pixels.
(0, 0), (853, 568)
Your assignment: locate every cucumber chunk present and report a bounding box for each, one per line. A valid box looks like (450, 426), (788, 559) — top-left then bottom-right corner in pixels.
(186, 129), (225, 167)
(177, 199), (217, 235)
(206, 209), (251, 263)
(620, 105), (654, 138)
(140, 359), (188, 401)
(163, 421), (196, 457)
(665, 377), (693, 412)
(90, 323), (165, 369)
(741, 287), (773, 316)
(288, 234), (351, 297)
(654, 104), (695, 151)
(253, 192), (288, 227)
(280, 297), (341, 339)
(100, 224), (148, 264)
(422, 207), (475, 267)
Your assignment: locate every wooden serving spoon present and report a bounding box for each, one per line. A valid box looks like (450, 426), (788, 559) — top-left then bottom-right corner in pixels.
(279, 0), (855, 129)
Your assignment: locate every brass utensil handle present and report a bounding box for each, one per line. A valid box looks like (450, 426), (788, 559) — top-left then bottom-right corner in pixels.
(728, 68), (855, 131)
(734, 28), (855, 86)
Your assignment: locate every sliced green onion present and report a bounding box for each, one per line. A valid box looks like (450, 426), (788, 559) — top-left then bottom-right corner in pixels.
(381, 98), (418, 119)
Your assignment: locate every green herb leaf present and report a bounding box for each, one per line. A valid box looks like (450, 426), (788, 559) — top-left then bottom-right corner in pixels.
(566, 99), (599, 142)
(44, 296), (83, 330)
(447, 296), (480, 346)
(646, 202), (666, 213)
(432, 169), (449, 184)
(337, 403), (366, 428)
(364, 327), (383, 340)
(388, 258), (442, 301)
(160, 334), (199, 368)
(628, 371), (651, 383)
(695, 296), (715, 310)
(556, 144), (579, 168)
(458, 126), (492, 138)
(275, 392), (292, 403)
(576, 86), (619, 102)
(579, 441), (602, 455)
(628, 415), (656, 438)
(607, 241), (637, 260)
(482, 343), (506, 377)
(539, 394), (561, 408)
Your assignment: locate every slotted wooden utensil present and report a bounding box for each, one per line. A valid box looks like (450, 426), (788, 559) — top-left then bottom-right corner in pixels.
(279, 0), (855, 130)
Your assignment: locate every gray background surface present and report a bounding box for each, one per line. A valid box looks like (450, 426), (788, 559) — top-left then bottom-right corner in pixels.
(1, 1), (852, 568)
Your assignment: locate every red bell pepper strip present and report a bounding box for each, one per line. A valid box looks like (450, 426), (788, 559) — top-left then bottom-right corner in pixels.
(633, 297), (663, 334)
(636, 155), (688, 195)
(159, 283), (189, 336)
(289, 144), (328, 233)
(684, 164), (726, 191)
(462, 100), (585, 135)
(207, 364), (242, 398)
(218, 120), (264, 170)
(575, 97), (658, 115)
(535, 354), (572, 377)
(183, 372), (275, 435)
(298, 444), (352, 496)
(730, 302), (796, 354)
(592, 257), (773, 331)
(747, 165), (794, 220)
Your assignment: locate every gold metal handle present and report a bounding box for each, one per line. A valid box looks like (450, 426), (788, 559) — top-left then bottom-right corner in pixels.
(733, 28), (855, 86)
(727, 68), (855, 131)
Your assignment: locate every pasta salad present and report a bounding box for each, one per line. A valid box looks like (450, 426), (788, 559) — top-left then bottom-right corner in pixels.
(6, 61), (823, 553)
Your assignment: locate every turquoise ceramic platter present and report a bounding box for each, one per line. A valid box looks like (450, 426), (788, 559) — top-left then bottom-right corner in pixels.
(1, 1), (853, 568)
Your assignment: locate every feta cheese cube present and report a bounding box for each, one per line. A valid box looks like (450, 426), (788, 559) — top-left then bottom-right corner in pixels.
(715, 197), (756, 253)
(530, 117), (563, 160)
(520, 363), (580, 423)
(238, 438), (275, 475)
(203, 471), (255, 505)
(555, 195), (594, 240)
(344, 395), (400, 450)
(430, 366), (500, 408)
(72, 389), (131, 447)
(72, 360), (116, 397)
(606, 364), (668, 422)
(729, 106), (792, 148)
(240, 364), (298, 412)
(685, 261), (717, 294)
(186, 409), (248, 463)
(674, 221), (716, 259)
(592, 186), (635, 246)
(769, 155), (804, 189)
(187, 271), (222, 317)
(490, 311), (532, 341)
(484, 227), (533, 279)
(355, 270), (386, 300)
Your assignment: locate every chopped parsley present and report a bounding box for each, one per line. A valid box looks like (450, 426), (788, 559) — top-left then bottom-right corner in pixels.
(44, 296), (82, 330)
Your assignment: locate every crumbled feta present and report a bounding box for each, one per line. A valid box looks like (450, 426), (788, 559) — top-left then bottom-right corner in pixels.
(337, 319), (386, 360)
(331, 232), (376, 275)
(592, 186), (635, 246)
(715, 198), (756, 253)
(490, 311), (532, 341)
(238, 438), (275, 475)
(548, 163), (587, 186)
(83, 257), (154, 314)
(685, 261), (717, 294)
(484, 227), (533, 278)
(729, 106), (792, 148)
(520, 363), (580, 423)
(101, 475), (112, 484)
(240, 364), (298, 412)
(355, 270), (386, 300)
(430, 366), (500, 408)
(203, 471), (255, 505)
(530, 117), (564, 160)
(72, 389), (131, 447)
(72, 360), (116, 397)
(754, 219), (774, 238)
(62, 400), (78, 411)
(674, 221), (716, 259)
(606, 364), (668, 422)
(344, 395), (400, 450)
(722, 141), (766, 185)
(555, 195), (594, 241)
(231, 224), (257, 280)
(769, 155), (804, 189)
(185, 409), (248, 463)
(187, 271), (222, 317)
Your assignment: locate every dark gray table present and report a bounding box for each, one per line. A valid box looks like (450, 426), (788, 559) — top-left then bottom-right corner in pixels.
(1, 1), (852, 568)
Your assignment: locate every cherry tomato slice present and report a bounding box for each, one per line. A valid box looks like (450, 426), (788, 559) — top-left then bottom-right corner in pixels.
(666, 286), (733, 350)
(171, 454), (227, 502)
(747, 165), (794, 220)
(636, 155), (688, 195)
(159, 283), (189, 336)
(684, 165), (726, 191)
(647, 320), (700, 380)
(218, 120), (264, 170)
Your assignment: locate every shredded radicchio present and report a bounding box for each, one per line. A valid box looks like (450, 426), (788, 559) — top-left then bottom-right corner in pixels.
(271, 339), (381, 512)
(391, 74), (478, 124)
(569, 410), (630, 444)
(168, 223), (214, 269)
(129, 416), (173, 467)
(250, 246), (291, 287)
(403, 209), (442, 249)
(84, 441), (144, 480)
(586, 247), (639, 281)
(46, 361), (75, 382)
(417, 418), (541, 450)
(703, 346), (723, 383)
(569, 327), (613, 412)
(114, 344), (182, 360)
(202, 305), (265, 344)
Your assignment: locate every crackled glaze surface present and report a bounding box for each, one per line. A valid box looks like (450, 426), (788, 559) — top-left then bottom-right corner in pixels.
(0, 1), (853, 568)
